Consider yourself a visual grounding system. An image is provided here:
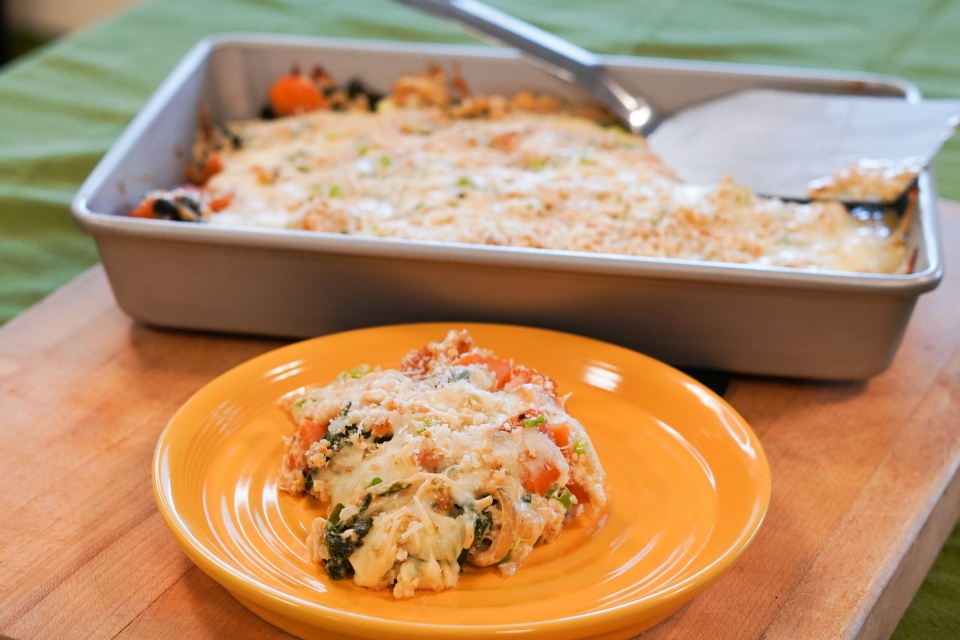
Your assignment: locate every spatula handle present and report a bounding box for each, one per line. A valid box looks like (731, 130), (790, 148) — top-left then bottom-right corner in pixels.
(394, 0), (660, 135)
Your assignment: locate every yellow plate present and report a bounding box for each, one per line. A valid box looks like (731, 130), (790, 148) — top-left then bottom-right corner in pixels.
(154, 323), (770, 640)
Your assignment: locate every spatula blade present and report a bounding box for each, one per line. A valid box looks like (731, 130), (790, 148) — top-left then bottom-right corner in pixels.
(647, 89), (960, 201)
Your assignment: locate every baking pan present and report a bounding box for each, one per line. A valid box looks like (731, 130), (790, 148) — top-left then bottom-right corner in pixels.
(70, 34), (943, 380)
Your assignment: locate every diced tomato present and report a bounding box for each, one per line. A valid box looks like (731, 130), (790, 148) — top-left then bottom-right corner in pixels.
(269, 74), (329, 116)
(503, 364), (559, 398)
(490, 131), (523, 153)
(204, 153), (224, 180)
(297, 419), (327, 449)
(455, 352), (512, 389)
(546, 423), (570, 448)
(130, 198), (158, 218)
(510, 367), (535, 386)
(419, 449), (444, 473)
(434, 493), (452, 513)
(370, 417), (392, 438)
(400, 346), (432, 377)
(452, 73), (471, 98)
(524, 461), (560, 496)
(567, 482), (590, 505)
(186, 152), (224, 185)
(208, 193), (233, 212)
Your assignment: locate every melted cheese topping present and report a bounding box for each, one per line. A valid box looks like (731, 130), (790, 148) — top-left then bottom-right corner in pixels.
(192, 106), (907, 274)
(279, 330), (606, 598)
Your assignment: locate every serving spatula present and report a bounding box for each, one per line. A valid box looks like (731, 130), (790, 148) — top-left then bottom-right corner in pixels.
(394, 0), (960, 203)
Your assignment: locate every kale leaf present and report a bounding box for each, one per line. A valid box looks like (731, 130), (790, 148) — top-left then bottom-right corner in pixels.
(322, 503), (374, 580)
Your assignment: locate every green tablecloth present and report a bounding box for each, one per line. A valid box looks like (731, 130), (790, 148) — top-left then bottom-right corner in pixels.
(0, 0), (957, 634)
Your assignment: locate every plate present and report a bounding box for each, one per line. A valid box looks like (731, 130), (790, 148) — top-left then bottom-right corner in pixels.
(153, 323), (770, 639)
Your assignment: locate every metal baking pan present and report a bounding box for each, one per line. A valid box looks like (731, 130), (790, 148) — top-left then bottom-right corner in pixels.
(70, 34), (943, 380)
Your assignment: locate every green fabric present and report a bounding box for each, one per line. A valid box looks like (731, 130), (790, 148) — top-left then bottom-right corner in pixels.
(893, 520), (960, 639)
(3, 0), (960, 323)
(0, 0), (958, 634)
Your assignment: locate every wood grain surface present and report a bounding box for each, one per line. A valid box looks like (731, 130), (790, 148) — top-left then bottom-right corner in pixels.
(2, 203), (960, 640)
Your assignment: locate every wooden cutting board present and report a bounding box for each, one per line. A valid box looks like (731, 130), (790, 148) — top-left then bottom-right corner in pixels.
(2, 202), (960, 640)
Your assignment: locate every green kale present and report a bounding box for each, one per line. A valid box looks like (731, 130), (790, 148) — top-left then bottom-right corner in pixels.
(322, 503), (374, 580)
(381, 481), (410, 495)
(448, 368), (471, 382)
(322, 422), (358, 452)
(474, 508), (493, 545)
(303, 466), (319, 492)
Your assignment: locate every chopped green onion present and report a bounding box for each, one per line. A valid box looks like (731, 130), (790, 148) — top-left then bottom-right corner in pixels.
(360, 493), (372, 512)
(358, 144), (369, 156)
(367, 477), (382, 487)
(524, 414), (546, 429)
(303, 467), (316, 491)
(544, 487), (557, 499)
(557, 489), (574, 509)
(348, 364), (372, 378)
(329, 503), (344, 525)
(457, 176), (473, 187)
(573, 440), (587, 455)
(382, 481), (410, 495)
(329, 184), (342, 197)
(379, 155), (392, 167)
(336, 365), (371, 382)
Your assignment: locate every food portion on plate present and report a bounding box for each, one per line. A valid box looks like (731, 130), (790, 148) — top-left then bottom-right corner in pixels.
(278, 329), (606, 598)
(807, 159), (920, 204)
(129, 64), (910, 274)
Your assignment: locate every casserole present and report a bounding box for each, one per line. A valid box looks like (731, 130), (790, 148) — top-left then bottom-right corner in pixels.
(71, 34), (942, 379)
